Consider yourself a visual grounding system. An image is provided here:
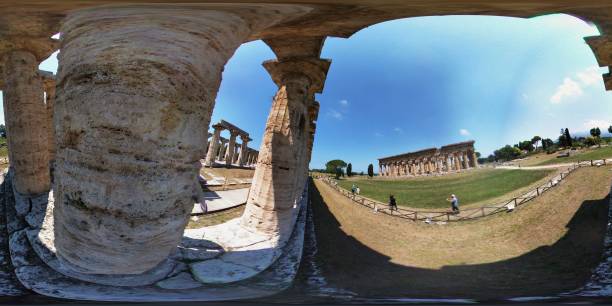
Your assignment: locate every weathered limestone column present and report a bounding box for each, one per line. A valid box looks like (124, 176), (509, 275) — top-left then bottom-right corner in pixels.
(471, 150), (479, 168)
(205, 125), (222, 167)
(237, 135), (250, 166)
(41, 71), (57, 165)
(2, 51), (51, 195)
(218, 141), (228, 161)
(463, 152), (469, 169)
(455, 153), (462, 171)
(241, 54), (330, 241)
(225, 131), (238, 167)
(53, 5), (307, 275)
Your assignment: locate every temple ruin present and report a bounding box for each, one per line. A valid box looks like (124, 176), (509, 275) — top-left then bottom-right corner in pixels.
(0, 0), (610, 302)
(204, 120), (259, 168)
(379, 141), (478, 177)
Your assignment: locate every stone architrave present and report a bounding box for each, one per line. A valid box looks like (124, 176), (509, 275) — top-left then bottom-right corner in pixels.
(2, 51), (51, 195)
(52, 6), (306, 276)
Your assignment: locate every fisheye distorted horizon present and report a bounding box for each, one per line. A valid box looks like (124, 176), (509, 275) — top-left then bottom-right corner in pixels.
(4, 13), (610, 172)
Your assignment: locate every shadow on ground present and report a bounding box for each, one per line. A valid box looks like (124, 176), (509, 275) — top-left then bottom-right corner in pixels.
(279, 179), (610, 301)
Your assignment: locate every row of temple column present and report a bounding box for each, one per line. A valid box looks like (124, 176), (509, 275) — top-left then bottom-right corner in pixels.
(204, 121), (259, 168)
(0, 6), (328, 277)
(380, 150), (478, 177)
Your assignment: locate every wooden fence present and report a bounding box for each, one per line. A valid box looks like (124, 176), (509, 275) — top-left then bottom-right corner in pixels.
(317, 160), (608, 223)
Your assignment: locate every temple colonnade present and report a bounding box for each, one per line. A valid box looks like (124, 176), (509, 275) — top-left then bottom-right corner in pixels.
(379, 141), (478, 177)
(204, 120), (258, 168)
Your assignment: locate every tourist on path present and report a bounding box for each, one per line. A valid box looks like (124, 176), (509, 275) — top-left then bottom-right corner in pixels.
(351, 184), (357, 197)
(389, 195), (398, 211)
(447, 194), (460, 214)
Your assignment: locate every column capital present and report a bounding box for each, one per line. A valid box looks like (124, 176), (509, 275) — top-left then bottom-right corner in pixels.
(263, 57), (331, 94)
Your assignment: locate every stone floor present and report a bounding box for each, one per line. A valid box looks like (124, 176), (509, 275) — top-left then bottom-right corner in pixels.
(192, 187), (249, 214)
(0, 171), (308, 302)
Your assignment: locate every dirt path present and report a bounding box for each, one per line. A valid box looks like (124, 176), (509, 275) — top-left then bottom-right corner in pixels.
(310, 166), (612, 299)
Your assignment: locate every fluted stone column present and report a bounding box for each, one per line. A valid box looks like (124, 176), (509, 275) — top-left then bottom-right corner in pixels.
(225, 131), (238, 167)
(53, 5), (307, 276)
(237, 135), (249, 166)
(242, 55), (329, 241)
(205, 125), (222, 167)
(41, 72), (57, 166)
(218, 141), (227, 161)
(463, 152), (469, 169)
(2, 51), (51, 195)
(471, 150), (479, 168)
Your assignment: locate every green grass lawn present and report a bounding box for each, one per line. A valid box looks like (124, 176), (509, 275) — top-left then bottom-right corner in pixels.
(537, 146), (612, 166)
(337, 169), (553, 209)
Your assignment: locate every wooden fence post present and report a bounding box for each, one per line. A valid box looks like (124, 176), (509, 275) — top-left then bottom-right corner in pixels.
(536, 187), (539, 196)
(414, 212), (418, 221)
(591, 160), (593, 166)
(481, 207), (485, 217)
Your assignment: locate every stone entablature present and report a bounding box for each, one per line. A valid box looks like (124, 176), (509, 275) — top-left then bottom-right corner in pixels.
(378, 140), (478, 177)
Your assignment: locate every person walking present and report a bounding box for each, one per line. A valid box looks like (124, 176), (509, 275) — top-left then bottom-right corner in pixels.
(351, 184), (357, 198)
(447, 194), (460, 214)
(389, 195), (398, 212)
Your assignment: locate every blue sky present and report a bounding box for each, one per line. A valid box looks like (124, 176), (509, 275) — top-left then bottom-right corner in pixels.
(1, 14), (610, 172)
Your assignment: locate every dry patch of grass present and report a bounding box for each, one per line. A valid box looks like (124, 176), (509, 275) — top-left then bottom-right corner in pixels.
(311, 166), (612, 298)
(185, 205), (245, 229)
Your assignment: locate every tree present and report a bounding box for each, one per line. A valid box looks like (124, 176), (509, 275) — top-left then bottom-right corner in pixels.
(585, 136), (598, 146)
(517, 140), (534, 152)
(325, 159), (347, 173)
(475, 152), (481, 158)
(608, 125), (612, 134)
(531, 136), (541, 151)
(590, 127), (602, 147)
(564, 128), (572, 147)
(346, 163), (353, 177)
(542, 138), (554, 151)
(494, 145), (522, 161)
(367, 164), (374, 178)
(0, 124), (6, 138)
(335, 167), (343, 179)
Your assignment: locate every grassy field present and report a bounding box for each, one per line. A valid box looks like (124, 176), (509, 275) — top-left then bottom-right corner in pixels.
(337, 169), (553, 209)
(308, 165), (611, 298)
(536, 146), (612, 166)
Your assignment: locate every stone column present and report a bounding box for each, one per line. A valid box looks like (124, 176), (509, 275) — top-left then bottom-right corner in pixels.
(237, 135), (249, 167)
(2, 51), (51, 195)
(41, 72), (57, 166)
(242, 55), (330, 241)
(455, 153), (462, 171)
(471, 150), (479, 168)
(225, 131), (238, 167)
(463, 152), (469, 169)
(205, 125), (222, 167)
(52, 5), (306, 276)
(218, 141), (227, 161)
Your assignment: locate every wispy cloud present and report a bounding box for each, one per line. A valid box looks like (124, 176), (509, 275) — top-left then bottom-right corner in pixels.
(550, 66), (601, 104)
(374, 132), (384, 137)
(459, 129), (471, 136)
(582, 119), (610, 131)
(339, 99), (349, 106)
(393, 127), (404, 134)
(550, 77), (583, 104)
(327, 110), (343, 120)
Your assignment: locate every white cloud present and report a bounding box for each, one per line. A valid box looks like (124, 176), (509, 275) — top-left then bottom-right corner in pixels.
(459, 129), (470, 136)
(393, 127), (403, 133)
(582, 119), (610, 131)
(339, 99), (349, 106)
(550, 77), (583, 104)
(374, 132), (384, 137)
(576, 66), (601, 86)
(327, 110), (343, 120)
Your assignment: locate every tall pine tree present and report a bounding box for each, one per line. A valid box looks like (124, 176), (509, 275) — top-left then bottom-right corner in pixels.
(346, 163), (352, 177)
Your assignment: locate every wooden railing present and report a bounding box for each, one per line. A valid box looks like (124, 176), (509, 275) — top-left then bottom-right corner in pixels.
(316, 160), (608, 223)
